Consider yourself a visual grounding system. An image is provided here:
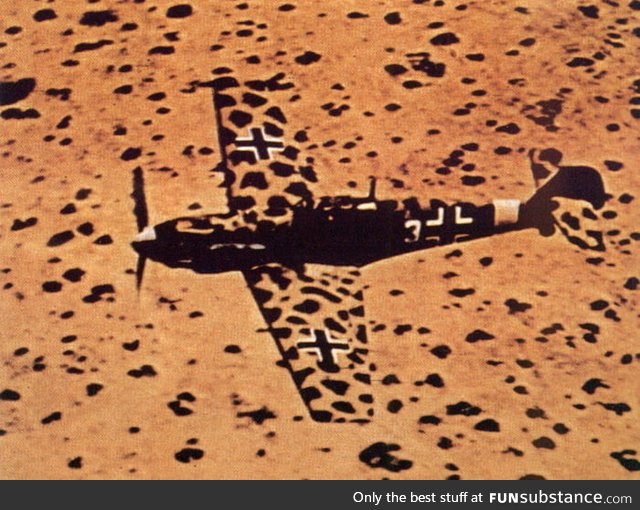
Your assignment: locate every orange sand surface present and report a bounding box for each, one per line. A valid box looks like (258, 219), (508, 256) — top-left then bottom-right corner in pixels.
(0, 0), (638, 479)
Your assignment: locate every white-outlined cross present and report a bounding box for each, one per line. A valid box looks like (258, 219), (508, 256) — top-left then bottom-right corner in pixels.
(297, 328), (350, 370)
(454, 205), (474, 225)
(426, 207), (445, 227)
(233, 126), (284, 160)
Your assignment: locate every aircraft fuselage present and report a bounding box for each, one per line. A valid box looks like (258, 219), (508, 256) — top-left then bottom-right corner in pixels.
(132, 196), (525, 275)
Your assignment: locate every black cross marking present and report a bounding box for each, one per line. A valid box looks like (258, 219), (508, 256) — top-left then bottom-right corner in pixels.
(297, 329), (350, 372)
(234, 127), (284, 160)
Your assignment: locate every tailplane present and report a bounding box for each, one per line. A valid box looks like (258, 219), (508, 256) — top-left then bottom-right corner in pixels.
(520, 149), (611, 250)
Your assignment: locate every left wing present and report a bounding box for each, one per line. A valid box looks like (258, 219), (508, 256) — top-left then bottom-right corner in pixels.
(243, 263), (375, 423)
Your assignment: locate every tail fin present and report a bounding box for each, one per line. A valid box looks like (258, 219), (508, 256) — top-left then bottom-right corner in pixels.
(521, 150), (610, 250)
(529, 165), (608, 208)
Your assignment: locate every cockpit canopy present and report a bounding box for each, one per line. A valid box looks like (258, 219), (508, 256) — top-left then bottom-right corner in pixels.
(313, 195), (399, 212)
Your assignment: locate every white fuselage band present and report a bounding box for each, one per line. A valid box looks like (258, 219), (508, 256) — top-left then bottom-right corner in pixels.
(493, 199), (521, 226)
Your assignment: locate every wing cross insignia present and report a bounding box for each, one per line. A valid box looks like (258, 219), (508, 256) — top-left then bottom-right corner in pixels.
(233, 126), (285, 161)
(296, 328), (351, 372)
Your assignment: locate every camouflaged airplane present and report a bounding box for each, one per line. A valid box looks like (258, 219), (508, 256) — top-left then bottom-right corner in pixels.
(131, 72), (609, 424)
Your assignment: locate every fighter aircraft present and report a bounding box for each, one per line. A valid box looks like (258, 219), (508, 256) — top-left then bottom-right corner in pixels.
(131, 72), (609, 423)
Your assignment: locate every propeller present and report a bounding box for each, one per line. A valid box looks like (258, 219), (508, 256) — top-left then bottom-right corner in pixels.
(132, 166), (149, 232)
(131, 166), (149, 291)
(135, 253), (147, 292)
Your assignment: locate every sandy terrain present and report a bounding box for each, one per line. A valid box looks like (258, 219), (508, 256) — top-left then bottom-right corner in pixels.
(0, 0), (638, 479)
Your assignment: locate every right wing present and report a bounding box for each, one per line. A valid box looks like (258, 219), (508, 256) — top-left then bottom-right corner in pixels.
(205, 72), (319, 217)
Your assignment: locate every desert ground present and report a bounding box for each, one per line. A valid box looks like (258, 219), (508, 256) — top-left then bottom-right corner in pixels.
(0, 0), (638, 479)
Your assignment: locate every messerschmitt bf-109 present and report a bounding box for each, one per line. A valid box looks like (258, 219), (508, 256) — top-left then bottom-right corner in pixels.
(131, 72), (608, 423)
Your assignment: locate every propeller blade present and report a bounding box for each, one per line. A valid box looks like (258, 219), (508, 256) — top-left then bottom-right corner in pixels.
(135, 255), (147, 291)
(131, 166), (149, 232)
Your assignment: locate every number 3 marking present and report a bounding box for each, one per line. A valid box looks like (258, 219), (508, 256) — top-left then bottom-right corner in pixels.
(405, 219), (421, 242)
